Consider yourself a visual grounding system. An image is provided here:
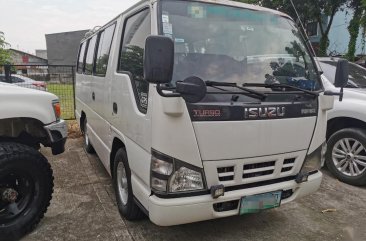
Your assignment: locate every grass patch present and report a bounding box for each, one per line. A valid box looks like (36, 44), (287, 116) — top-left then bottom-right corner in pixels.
(48, 83), (75, 120)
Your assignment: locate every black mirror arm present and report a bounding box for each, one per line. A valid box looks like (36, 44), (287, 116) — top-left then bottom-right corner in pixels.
(324, 87), (344, 102)
(156, 84), (181, 98)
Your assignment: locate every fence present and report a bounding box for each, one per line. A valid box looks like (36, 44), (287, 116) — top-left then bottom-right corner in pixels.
(0, 65), (76, 120)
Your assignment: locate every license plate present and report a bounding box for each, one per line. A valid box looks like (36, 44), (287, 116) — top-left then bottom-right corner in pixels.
(239, 191), (282, 215)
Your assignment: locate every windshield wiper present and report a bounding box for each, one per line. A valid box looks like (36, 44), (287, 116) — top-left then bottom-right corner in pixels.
(242, 83), (319, 97)
(205, 81), (267, 100)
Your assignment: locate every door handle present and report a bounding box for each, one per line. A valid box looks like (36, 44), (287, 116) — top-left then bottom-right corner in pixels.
(92, 92), (95, 101)
(113, 102), (118, 114)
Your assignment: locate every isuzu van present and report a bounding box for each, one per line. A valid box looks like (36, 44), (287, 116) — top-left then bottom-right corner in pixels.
(75, 0), (347, 225)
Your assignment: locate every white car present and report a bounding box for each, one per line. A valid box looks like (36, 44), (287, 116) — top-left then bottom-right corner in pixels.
(0, 82), (67, 240)
(318, 57), (366, 186)
(0, 74), (47, 91)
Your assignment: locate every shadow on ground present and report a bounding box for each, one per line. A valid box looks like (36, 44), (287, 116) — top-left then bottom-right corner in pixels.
(23, 139), (366, 241)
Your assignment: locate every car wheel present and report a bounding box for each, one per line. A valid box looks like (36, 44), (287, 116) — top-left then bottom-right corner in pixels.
(83, 118), (95, 154)
(0, 142), (54, 241)
(326, 128), (366, 186)
(113, 148), (144, 220)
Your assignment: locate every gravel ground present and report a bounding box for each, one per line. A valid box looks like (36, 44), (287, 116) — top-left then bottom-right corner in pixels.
(23, 138), (366, 241)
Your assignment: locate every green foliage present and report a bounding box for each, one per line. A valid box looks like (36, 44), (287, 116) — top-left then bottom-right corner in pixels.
(0, 31), (11, 65)
(346, 0), (362, 61)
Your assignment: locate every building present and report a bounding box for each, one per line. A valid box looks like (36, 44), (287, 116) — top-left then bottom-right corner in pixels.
(8, 48), (48, 75)
(309, 8), (365, 56)
(35, 49), (48, 60)
(45, 30), (88, 66)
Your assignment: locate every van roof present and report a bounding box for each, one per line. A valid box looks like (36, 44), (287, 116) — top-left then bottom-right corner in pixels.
(81, 0), (292, 42)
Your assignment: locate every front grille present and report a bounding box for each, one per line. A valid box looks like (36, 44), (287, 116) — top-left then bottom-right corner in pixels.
(281, 158), (296, 173)
(217, 166), (234, 181)
(243, 161), (276, 179)
(209, 152), (304, 187)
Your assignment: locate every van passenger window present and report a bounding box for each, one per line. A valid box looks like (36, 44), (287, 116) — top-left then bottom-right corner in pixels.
(85, 35), (97, 75)
(95, 24), (116, 76)
(119, 9), (151, 113)
(77, 42), (86, 74)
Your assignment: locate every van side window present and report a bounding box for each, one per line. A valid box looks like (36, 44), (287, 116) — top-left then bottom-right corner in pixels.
(119, 9), (151, 113)
(77, 42), (86, 74)
(95, 24), (116, 76)
(85, 35), (97, 75)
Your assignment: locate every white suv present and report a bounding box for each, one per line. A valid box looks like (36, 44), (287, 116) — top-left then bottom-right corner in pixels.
(318, 57), (366, 186)
(0, 82), (67, 240)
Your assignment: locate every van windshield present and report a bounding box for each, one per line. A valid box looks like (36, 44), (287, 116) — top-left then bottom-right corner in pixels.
(159, 0), (321, 92)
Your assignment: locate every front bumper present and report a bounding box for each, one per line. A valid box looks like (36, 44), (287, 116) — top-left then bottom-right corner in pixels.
(44, 119), (67, 155)
(148, 171), (322, 226)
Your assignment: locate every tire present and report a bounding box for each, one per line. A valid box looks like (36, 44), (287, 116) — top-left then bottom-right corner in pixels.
(326, 128), (366, 186)
(0, 142), (54, 241)
(113, 148), (144, 220)
(83, 118), (95, 154)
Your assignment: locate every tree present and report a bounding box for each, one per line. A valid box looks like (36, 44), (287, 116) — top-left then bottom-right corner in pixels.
(346, 0), (363, 61)
(0, 31), (11, 65)
(236, 0), (347, 56)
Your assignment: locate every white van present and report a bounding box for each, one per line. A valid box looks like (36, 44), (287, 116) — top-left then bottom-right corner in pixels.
(75, 0), (346, 226)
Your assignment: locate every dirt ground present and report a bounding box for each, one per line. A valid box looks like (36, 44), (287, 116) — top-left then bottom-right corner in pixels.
(23, 138), (366, 241)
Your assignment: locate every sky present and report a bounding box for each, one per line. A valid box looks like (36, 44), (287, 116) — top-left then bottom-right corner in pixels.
(0, 0), (140, 55)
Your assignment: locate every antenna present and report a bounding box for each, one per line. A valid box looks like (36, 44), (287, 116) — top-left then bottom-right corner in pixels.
(289, 0), (323, 73)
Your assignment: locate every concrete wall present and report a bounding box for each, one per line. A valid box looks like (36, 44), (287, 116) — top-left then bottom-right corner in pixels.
(46, 30), (88, 66)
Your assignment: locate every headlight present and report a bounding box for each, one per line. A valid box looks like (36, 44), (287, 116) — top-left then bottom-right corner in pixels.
(150, 150), (206, 195)
(169, 167), (204, 192)
(301, 142), (327, 174)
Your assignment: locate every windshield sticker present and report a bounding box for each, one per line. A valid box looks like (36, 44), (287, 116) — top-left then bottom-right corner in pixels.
(163, 22), (173, 35)
(162, 14), (169, 23)
(188, 5), (207, 19)
(175, 38), (185, 43)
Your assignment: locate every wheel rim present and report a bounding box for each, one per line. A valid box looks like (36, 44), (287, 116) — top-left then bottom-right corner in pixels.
(0, 170), (35, 224)
(116, 162), (128, 205)
(332, 138), (366, 177)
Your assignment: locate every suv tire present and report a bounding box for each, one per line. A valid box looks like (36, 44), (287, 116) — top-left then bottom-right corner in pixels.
(326, 128), (366, 186)
(0, 142), (54, 241)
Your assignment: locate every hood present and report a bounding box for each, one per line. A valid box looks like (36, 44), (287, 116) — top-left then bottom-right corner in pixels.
(189, 101), (318, 161)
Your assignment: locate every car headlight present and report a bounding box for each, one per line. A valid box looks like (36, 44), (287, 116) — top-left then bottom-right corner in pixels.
(169, 167), (204, 192)
(301, 142), (327, 174)
(150, 150), (206, 195)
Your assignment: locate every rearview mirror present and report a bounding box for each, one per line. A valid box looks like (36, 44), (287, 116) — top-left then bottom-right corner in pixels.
(334, 59), (349, 88)
(144, 36), (174, 84)
(176, 76), (207, 103)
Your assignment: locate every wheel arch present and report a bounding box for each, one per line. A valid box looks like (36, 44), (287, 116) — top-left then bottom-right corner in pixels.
(80, 111), (86, 133)
(110, 137), (126, 177)
(327, 117), (366, 140)
(0, 117), (49, 148)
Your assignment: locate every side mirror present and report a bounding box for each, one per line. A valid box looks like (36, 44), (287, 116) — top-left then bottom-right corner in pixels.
(144, 36), (174, 84)
(176, 76), (207, 103)
(334, 59), (349, 88)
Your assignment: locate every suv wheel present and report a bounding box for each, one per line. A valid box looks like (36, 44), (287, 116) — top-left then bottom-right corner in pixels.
(0, 143), (54, 241)
(326, 128), (366, 186)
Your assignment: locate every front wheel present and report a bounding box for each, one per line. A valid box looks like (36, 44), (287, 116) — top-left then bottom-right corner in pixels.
(326, 128), (366, 186)
(113, 148), (144, 221)
(0, 143), (54, 241)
